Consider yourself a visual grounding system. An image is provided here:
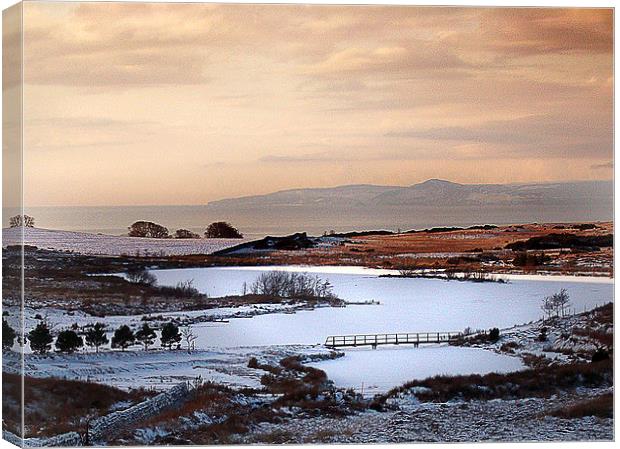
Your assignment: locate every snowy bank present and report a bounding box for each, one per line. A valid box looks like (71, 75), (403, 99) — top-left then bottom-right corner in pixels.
(2, 227), (248, 256)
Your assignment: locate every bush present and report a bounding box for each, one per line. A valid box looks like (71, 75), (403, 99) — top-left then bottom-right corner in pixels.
(488, 328), (500, 342)
(248, 357), (259, 369)
(591, 348), (610, 363)
(157, 279), (203, 299)
(175, 229), (201, 239)
(126, 269), (157, 286)
(128, 221), (169, 238)
(537, 327), (548, 342)
(375, 359), (612, 405)
(512, 252), (550, 267)
(55, 330), (83, 354)
(205, 222), (243, 239)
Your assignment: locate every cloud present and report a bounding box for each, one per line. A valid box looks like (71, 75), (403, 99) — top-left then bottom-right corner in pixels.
(475, 8), (613, 58)
(386, 113), (612, 159)
(303, 44), (473, 79)
(591, 161), (613, 169)
(18, 4), (613, 206)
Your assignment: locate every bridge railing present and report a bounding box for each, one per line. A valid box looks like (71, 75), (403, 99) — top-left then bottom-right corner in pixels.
(325, 332), (462, 348)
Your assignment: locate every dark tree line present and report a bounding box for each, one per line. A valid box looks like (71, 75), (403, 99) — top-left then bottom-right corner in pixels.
(128, 221), (243, 239)
(21, 320), (187, 354)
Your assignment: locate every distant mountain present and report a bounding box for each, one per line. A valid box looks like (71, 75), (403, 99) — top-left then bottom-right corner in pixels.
(207, 179), (613, 210)
(207, 184), (398, 209)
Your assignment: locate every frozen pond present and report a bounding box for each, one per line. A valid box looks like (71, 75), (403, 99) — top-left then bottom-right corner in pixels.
(307, 346), (526, 395)
(144, 265), (612, 388)
(149, 265), (613, 347)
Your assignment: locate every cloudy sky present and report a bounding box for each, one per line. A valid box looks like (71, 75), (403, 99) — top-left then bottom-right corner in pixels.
(17, 2), (613, 206)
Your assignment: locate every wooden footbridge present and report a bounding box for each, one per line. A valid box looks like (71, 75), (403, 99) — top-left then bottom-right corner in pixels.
(325, 332), (462, 349)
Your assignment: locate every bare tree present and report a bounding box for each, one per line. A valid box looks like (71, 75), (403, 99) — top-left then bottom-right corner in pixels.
(541, 288), (571, 319)
(541, 295), (555, 319)
(249, 271), (337, 300)
(552, 288), (571, 317)
(181, 326), (198, 354)
(126, 269), (157, 286)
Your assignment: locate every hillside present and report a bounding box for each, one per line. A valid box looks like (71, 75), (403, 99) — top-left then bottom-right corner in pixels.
(207, 179), (613, 210)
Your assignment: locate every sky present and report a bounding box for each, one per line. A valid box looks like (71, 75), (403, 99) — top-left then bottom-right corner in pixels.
(14, 2), (614, 206)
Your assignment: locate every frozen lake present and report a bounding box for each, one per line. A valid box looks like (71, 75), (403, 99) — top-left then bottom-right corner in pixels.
(148, 265), (613, 391)
(149, 265), (613, 347)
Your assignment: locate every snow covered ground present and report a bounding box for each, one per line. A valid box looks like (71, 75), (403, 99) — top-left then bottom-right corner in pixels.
(236, 388), (613, 443)
(2, 227), (247, 256)
(5, 345), (332, 391)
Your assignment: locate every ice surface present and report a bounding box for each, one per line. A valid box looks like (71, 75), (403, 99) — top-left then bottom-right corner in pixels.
(307, 346), (525, 395)
(149, 266), (613, 347)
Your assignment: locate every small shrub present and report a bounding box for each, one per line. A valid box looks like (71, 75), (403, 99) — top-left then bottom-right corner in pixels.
(248, 357), (259, 369)
(591, 348), (610, 363)
(537, 327), (548, 342)
(175, 229), (200, 239)
(488, 328), (500, 342)
(126, 269), (157, 286)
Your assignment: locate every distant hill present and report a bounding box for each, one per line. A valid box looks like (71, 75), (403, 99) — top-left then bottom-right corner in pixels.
(207, 179), (613, 210)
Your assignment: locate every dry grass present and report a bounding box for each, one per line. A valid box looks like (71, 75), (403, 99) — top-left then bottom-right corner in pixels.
(183, 222), (613, 274)
(549, 393), (613, 419)
(373, 359), (613, 408)
(2, 373), (153, 438)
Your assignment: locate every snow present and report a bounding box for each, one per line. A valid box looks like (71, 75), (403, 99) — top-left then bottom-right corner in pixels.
(307, 345), (525, 395)
(8, 263), (613, 399)
(6, 346), (304, 391)
(2, 227), (247, 256)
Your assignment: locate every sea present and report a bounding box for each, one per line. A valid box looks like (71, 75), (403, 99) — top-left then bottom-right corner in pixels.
(13, 202), (613, 239)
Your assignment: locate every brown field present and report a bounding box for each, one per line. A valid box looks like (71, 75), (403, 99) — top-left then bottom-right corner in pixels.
(195, 222), (613, 275)
(2, 373), (153, 438)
